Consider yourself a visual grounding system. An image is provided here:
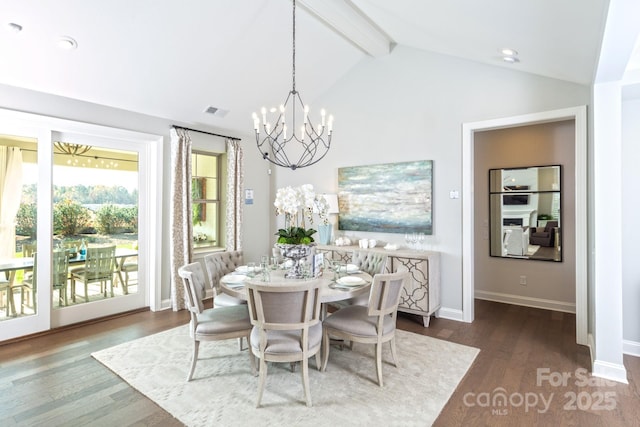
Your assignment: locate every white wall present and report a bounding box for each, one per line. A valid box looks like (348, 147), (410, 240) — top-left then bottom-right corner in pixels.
(622, 97), (640, 351)
(267, 46), (590, 313)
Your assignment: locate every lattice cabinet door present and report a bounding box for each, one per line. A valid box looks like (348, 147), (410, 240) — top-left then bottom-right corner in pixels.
(389, 252), (440, 327)
(317, 245), (440, 327)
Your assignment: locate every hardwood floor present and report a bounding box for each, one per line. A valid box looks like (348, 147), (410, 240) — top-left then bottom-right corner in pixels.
(411, 301), (640, 426)
(0, 300), (638, 426)
(0, 309), (189, 426)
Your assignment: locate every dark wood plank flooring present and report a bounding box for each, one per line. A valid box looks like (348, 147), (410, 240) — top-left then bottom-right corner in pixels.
(0, 300), (638, 426)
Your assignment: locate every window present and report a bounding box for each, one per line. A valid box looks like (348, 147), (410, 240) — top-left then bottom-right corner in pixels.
(192, 151), (221, 250)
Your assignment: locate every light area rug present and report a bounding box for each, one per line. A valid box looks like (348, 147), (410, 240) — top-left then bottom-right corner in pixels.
(92, 325), (479, 427)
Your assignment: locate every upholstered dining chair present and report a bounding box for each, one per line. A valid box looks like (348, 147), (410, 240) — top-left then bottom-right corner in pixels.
(245, 280), (323, 407)
(352, 250), (388, 277)
(322, 270), (410, 387)
(203, 251), (246, 307)
(178, 262), (255, 381)
(70, 245), (116, 302)
(331, 250), (388, 308)
(22, 250), (70, 310)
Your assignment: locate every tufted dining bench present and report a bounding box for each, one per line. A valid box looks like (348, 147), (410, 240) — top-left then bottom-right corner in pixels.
(203, 251), (246, 307)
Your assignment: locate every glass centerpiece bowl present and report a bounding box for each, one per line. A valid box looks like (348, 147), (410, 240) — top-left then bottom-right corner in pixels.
(274, 184), (328, 279)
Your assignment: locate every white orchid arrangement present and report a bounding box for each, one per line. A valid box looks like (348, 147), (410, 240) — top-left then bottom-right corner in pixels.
(274, 184), (330, 244)
(316, 195), (330, 225)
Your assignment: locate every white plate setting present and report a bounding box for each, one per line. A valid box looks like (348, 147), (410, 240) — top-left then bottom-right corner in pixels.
(336, 276), (366, 287)
(223, 274), (247, 287)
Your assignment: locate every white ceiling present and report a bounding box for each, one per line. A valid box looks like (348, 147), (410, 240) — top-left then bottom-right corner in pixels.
(0, 0), (627, 137)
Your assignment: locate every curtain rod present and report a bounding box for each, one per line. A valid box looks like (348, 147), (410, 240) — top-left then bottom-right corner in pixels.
(172, 125), (241, 141)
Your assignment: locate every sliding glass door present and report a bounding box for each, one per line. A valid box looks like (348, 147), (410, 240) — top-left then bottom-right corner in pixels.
(50, 131), (145, 327)
(0, 133), (38, 324)
(0, 108), (162, 340)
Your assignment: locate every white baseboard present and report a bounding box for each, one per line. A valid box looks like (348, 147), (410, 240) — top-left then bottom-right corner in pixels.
(475, 290), (576, 313)
(437, 307), (465, 322)
(592, 359), (629, 384)
(623, 339), (640, 357)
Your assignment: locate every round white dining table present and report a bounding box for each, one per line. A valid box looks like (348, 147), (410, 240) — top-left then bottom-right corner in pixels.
(219, 268), (372, 304)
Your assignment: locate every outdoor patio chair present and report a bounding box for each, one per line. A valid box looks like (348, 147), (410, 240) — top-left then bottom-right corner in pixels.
(23, 250), (70, 309)
(70, 245), (116, 302)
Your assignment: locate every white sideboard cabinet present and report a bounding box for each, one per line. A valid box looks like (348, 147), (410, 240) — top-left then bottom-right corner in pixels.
(317, 245), (441, 327)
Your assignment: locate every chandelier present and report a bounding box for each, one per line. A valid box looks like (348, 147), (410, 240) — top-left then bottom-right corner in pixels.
(54, 142), (92, 156)
(252, 0), (333, 170)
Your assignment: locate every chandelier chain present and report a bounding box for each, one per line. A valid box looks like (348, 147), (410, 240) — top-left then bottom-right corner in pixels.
(292, 0), (296, 92)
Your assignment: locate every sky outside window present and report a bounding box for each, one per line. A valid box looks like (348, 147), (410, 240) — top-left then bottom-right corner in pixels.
(23, 163), (138, 191)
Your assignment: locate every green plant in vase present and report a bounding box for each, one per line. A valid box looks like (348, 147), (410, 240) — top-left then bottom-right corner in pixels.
(276, 226), (316, 245)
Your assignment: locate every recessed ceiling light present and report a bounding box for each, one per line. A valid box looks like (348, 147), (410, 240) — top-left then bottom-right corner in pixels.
(57, 36), (77, 50)
(7, 22), (23, 33)
(499, 47), (519, 64)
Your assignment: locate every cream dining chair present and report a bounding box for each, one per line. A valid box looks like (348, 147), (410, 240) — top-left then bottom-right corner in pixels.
(178, 262), (255, 381)
(245, 280), (323, 407)
(322, 270), (410, 387)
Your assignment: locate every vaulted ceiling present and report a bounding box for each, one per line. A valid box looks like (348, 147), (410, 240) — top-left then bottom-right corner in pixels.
(1, 0), (632, 137)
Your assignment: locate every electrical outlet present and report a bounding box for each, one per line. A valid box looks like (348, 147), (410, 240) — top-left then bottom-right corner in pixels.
(519, 275), (527, 286)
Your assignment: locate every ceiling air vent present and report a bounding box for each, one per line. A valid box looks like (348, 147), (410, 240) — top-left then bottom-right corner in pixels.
(204, 106), (229, 118)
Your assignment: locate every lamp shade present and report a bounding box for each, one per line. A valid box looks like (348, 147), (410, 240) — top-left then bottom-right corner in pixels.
(321, 194), (339, 214)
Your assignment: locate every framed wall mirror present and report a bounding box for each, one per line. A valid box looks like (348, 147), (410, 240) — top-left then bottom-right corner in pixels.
(489, 165), (562, 262)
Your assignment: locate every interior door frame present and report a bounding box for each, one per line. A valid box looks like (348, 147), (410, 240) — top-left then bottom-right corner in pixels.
(462, 105), (588, 346)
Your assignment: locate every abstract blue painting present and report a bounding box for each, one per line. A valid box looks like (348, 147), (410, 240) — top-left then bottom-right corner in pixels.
(338, 160), (433, 234)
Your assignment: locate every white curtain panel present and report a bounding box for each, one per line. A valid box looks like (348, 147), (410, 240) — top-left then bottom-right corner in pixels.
(169, 128), (193, 311)
(0, 147), (23, 259)
(225, 139), (243, 251)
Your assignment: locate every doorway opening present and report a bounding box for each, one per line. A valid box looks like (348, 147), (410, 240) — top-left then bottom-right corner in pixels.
(462, 106), (587, 346)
